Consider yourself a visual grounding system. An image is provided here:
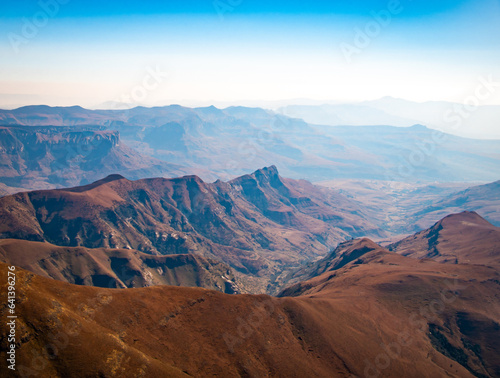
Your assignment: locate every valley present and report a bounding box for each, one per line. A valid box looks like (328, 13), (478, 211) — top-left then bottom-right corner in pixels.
(0, 238), (240, 293)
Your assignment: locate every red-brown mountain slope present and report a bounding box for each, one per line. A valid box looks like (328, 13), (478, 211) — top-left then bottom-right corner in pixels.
(388, 211), (500, 265)
(278, 239), (500, 377)
(280, 237), (389, 293)
(0, 238), (239, 293)
(2, 237), (499, 378)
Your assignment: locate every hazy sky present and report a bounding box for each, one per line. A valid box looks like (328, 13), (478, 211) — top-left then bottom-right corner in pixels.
(1, 0), (499, 108)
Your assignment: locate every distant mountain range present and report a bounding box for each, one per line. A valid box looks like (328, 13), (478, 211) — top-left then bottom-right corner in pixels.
(317, 179), (500, 235)
(411, 180), (500, 229)
(2, 211), (499, 377)
(1, 105), (499, 188)
(279, 97), (500, 139)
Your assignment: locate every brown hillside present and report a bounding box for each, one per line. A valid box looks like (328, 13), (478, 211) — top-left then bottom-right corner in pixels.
(388, 211), (500, 266)
(0, 239), (239, 293)
(2, 239), (500, 377)
(280, 237), (389, 295)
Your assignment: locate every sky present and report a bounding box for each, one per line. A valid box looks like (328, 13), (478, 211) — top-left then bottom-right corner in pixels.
(0, 0), (499, 109)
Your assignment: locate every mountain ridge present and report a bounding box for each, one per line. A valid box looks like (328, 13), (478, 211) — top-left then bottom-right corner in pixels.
(279, 237), (388, 295)
(389, 211), (500, 265)
(0, 166), (384, 293)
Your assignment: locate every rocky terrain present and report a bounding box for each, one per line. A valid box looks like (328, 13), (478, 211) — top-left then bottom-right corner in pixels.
(0, 166), (383, 293)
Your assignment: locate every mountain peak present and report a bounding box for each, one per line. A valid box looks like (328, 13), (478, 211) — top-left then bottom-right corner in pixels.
(252, 165), (279, 178)
(328, 237), (386, 265)
(389, 211), (500, 265)
(410, 124), (428, 130)
(438, 210), (491, 228)
(249, 166), (284, 189)
(195, 105), (224, 117)
(67, 174), (127, 193)
(335, 237), (383, 252)
(100, 174), (126, 182)
(178, 174), (205, 184)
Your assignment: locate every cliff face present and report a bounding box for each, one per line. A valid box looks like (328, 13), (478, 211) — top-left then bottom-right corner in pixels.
(0, 126), (187, 189)
(1, 127), (119, 174)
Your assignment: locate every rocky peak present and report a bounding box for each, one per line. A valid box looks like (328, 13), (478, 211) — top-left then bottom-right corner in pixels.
(252, 165), (279, 179)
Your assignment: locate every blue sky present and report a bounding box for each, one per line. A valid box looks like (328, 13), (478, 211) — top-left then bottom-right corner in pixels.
(0, 0), (479, 17)
(0, 0), (499, 108)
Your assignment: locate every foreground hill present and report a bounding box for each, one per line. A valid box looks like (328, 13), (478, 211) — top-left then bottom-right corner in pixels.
(0, 239), (239, 293)
(388, 211), (500, 266)
(0, 166), (383, 293)
(0, 125), (194, 191)
(2, 233), (499, 377)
